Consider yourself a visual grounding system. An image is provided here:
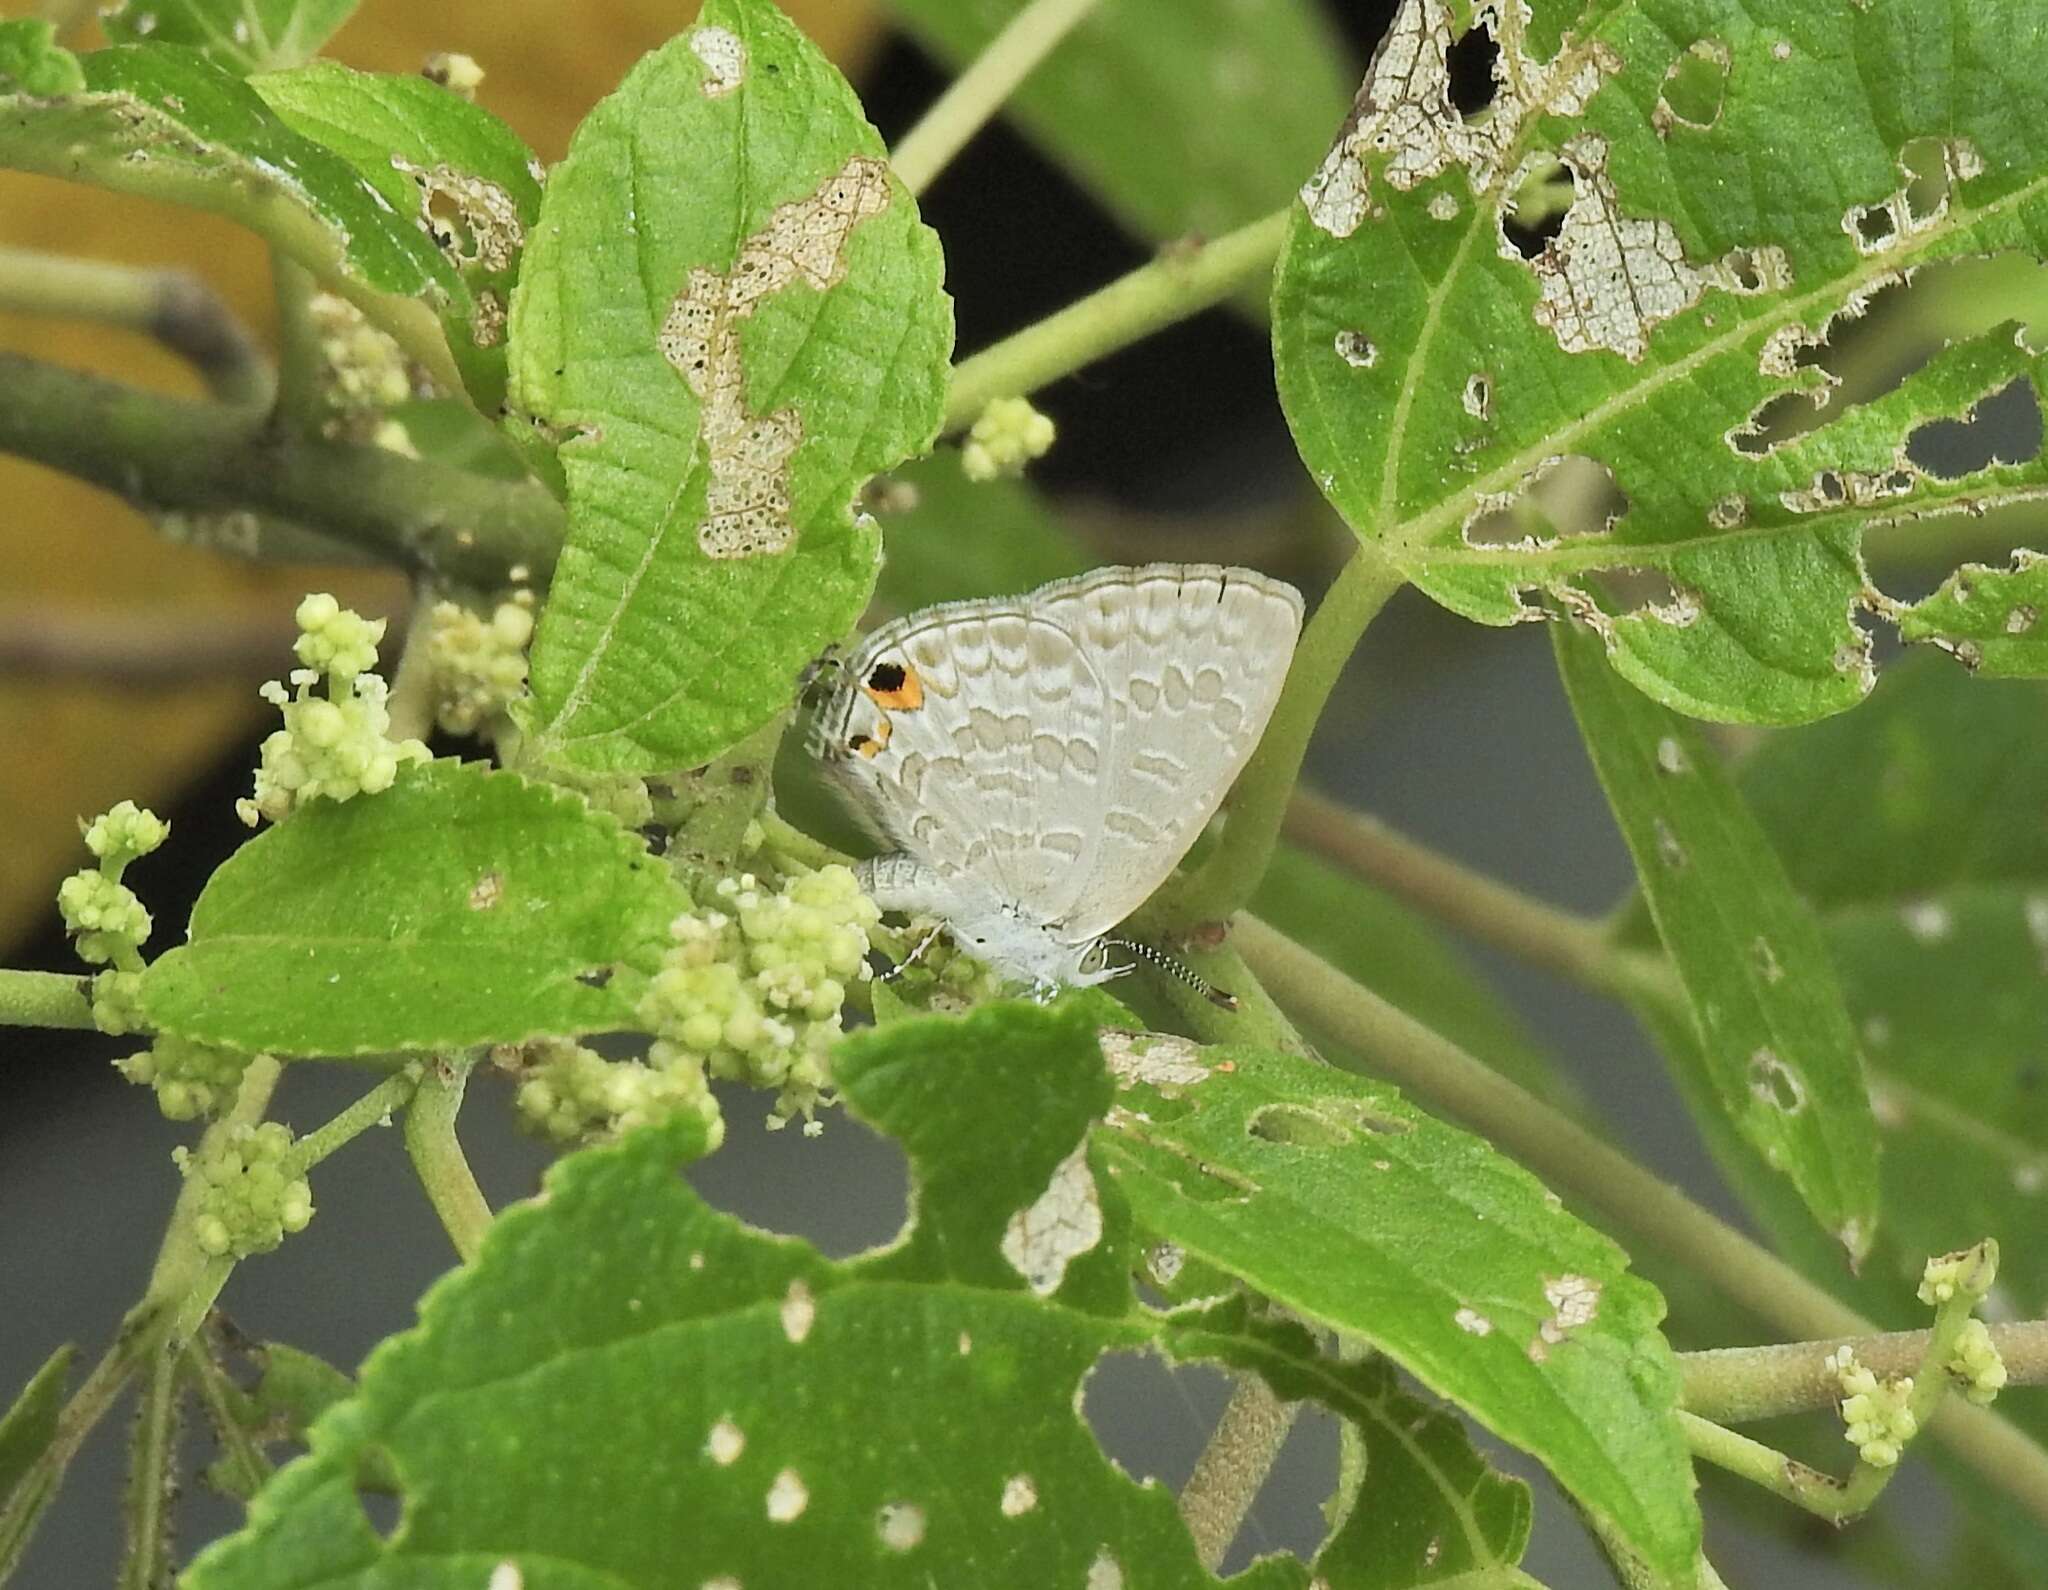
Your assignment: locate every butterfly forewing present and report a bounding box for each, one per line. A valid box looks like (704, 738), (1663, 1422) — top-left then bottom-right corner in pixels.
(819, 607), (1112, 924)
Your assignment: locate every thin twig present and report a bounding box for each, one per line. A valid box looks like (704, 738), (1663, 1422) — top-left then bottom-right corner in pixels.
(890, 0), (1100, 196)
(0, 244), (273, 407)
(403, 1056), (494, 1263)
(0, 608), (306, 684)
(1177, 1375), (1295, 1569)
(944, 206), (1290, 432)
(1281, 785), (1677, 1001)
(0, 968), (96, 1029)
(1682, 1319), (2048, 1424)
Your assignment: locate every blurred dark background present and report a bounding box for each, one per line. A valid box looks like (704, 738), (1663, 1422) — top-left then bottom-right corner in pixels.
(0, 2), (2007, 1585)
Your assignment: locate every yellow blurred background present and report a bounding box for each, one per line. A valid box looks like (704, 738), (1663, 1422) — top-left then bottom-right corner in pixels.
(0, 0), (880, 947)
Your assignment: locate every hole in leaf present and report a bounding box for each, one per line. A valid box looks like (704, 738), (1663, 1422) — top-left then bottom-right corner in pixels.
(1656, 39), (1730, 131)
(1082, 1350), (1230, 1488)
(352, 1471), (403, 1541)
(1445, 21), (1500, 117)
(1850, 201), (1899, 250)
(1587, 566), (1681, 613)
(1748, 1049), (1807, 1113)
(1900, 136), (1955, 226)
(1246, 1102), (1355, 1149)
(1463, 455), (1624, 545)
(1906, 377), (2043, 478)
(1500, 159), (1571, 260)
(1729, 388), (1828, 457)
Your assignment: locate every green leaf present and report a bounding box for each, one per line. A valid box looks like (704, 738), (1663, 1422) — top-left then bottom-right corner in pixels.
(102, 0), (358, 73)
(508, 0), (951, 774)
(0, 43), (473, 392)
(1169, 1303), (1534, 1588)
(1094, 1041), (1698, 1583)
(1634, 660), (2048, 1581)
(0, 20), (85, 94)
(251, 61), (544, 409)
(182, 1035), (1305, 1589)
(882, 0), (1351, 244)
(0, 1344), (73, 1582)
(1895, 549), (2048, 678)
(139, 760), (686, 1055)
(1554, 617), (1881, 1257)
(1273, 0), (2048, 722)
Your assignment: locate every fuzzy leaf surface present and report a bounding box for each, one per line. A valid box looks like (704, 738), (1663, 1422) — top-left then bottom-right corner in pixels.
(508, 0), (950, 773)
(883, 0), (1350, 245)
(139, 761), (684, 1055)
(1274, 0), (2048, 722)
(251, 61), (544, 409)
(0, 42), (470, 389)
(1094, 1041), (1697, 1582)
(1555, 618), (1881, 1256)
(102, 0), (357, 72)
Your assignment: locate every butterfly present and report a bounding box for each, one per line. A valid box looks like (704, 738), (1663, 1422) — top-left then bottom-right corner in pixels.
(807, 563), (1304, 998)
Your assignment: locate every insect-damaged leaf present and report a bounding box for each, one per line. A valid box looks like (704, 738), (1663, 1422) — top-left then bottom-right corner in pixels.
(251, 61), (544, 411)
(102, 0), (358, 74)
(1094, 1040), (1699, 1584)
(0, 42), (478, 394)
(508, 0), (951, 774)
(139, 761), (685, 1055)
(1555, 618), (1881, 1259)
(1274, 0), (2048, 723)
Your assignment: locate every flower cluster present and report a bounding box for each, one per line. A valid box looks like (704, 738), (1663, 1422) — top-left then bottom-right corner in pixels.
(509, 1036), (722, 1147)
(638, 866), (880, 1126)
(1947, 1319), (2008, 1407)
(58, 800), (167, 968)
(238, 594), (430, 827)
(310, 290), (413, 422)
(1917, 1245), (1994, 1308)
(117, 1035), (255, 1122)
(426, 591), (535, 738)
(892, 915), (1004, 1011)
(961, 395), (1056, 482)
(173, 1122), (314, 1259)
(1827, 1347), (1917, 1468)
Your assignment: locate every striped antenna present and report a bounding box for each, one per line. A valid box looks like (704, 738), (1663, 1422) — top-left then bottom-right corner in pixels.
(1102, 938), (1239, 1011)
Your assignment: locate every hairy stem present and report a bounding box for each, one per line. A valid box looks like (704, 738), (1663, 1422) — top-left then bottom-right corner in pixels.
(1178, 1375), (1295, 1569)
(290, 1069), (421, 1172)
(1282, 786), (1677, 1000)
(944, 206), (1290, 432)
(890, 0), (1100, 196)
(0, 968), (96, 1029)
(404, 1055), (494, 1263)
(0, 244), (272, 407)
(1682, 1318), (2048, 1424)
(1166, 545), (1405, 924)
(181, 1339), (271, 1500)
(117, 1345), (181, 1590)
(1234, 914), (2048, 1526)
(0, 353), (562, 584)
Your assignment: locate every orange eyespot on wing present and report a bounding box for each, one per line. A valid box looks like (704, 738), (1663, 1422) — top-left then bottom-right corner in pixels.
(848, 714), (893, 758)
(862, 659), (924, 712)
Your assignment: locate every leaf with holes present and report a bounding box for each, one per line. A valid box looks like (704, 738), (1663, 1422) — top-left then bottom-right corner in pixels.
(102, 0), (358, 73)
(507, 0), (951, 774)
(1739, 657), (2048, 1308)
(183, 1004), (1313, 1590)
(1274, 0), (2048, 723)
(1896, 548), (2048, 677)
(251, 62), (544, 410)
(883, 0), (1350, 249)
(138, 760), (685, 1056)
(1555, 617), (1880, 1256)
(0, 42), (475, 392)
(1094, 1041), (1698, 1583)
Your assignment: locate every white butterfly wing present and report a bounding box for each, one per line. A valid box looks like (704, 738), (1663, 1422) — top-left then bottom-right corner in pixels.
(812, 603), (1114, 923)
(1029, 564), (1303, 939)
